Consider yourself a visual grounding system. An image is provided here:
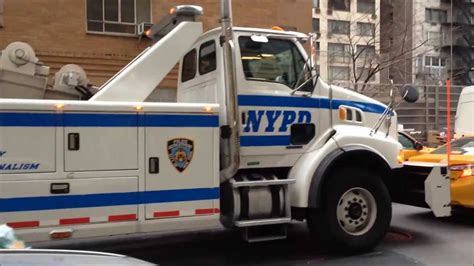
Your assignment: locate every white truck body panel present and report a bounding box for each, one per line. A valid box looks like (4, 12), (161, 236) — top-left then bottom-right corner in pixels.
(0, 99), (221, 242)
(64, 127), (139, 172)
(0, 126), (56, 173)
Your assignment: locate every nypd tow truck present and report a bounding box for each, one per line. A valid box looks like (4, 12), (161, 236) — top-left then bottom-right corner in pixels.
(0, 1), (450, 253)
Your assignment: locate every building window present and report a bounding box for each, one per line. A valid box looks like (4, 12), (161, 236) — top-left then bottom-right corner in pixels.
(181, 49), (197, 82)
(426, 31), (441, 47)
(312, 18), (320, 32)
(313, 0), (320, 8)
(328, 43), (351, 63)
(199, 41), (217, 75)
(357, 45), (376, 59)
(357, 67), (376, 81)
(329, 66), (350, 81)
(357, 0), (375, 15)
(329, 20), (350, 35)
(329, 0), (350, 11)
(86, 0), (151, 35)
(425, 8), (447, 24)
(357, 22), (375, 36)
(424, 56), (446, 76)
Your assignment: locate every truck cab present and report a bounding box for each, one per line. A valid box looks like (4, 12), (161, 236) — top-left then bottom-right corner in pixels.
(178, 27), (400, 169)
(177, 26), (403, 249)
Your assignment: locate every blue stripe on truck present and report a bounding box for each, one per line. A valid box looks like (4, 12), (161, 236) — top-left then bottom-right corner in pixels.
(0, 187), (220, 213)
(240, 135), (291, 147)
(0, 113), (219, 127)
(238, 95), (386, 114)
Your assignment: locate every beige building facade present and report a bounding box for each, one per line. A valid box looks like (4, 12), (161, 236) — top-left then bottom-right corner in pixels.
(312, 0), (381, 89)
(381, 0), (473, 86)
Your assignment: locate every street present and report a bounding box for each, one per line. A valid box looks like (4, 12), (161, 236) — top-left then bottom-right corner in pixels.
(34, 204), (474, 265)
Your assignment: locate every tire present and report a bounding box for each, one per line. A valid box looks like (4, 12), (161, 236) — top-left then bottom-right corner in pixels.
(307, 167), (392, 254)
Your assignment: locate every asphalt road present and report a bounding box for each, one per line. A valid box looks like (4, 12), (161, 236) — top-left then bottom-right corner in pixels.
(34, 204), (474, 265)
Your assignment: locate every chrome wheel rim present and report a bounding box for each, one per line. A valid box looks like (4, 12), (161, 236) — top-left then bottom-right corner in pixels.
(336, 187), (377, 236)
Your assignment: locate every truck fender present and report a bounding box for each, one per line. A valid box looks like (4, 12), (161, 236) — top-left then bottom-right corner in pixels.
(307, 145), (392, 209)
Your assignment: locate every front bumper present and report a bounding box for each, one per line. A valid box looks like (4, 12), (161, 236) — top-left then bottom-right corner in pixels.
(451, 176), (474, 209)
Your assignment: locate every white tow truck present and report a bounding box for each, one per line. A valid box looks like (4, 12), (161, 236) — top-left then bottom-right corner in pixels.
(0, 1), (449, 252)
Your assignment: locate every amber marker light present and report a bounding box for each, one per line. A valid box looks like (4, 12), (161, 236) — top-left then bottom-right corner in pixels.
(203, 106), (213, 112)
(135, 105), (144, 111)
(50, 230), (73, 240)
(338, 107), (347, 121)
(145, 29), (152, 37)
(55, 103), (65, 110)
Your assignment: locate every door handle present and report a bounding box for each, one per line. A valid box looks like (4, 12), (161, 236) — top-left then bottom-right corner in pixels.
(149, 157), (159, 174)
(51, 183), (70, 194)
(68, 133), (80, 151)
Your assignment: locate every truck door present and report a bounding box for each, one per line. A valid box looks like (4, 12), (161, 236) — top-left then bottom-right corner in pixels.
(62, 111), (139, 226)
(235, 35), (319, 166)
(177, 38), (222, 104)
(143, 112), (219, 220)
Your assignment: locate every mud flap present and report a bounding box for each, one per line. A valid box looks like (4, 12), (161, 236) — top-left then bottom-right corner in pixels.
(424, 166), (451, 217)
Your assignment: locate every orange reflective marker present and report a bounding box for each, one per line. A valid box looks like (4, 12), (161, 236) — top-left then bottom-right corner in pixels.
(446, 79), (451, 166)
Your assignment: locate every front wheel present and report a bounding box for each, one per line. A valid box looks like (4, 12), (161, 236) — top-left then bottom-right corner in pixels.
(307, 168), (392, 253)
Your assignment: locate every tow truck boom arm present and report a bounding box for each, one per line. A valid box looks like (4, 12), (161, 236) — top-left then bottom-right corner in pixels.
(89, 21), (203, 102)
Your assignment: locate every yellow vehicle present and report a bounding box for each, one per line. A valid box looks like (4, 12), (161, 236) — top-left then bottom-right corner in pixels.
(408, 137), (474, 208)
(398, 131), (433, 161)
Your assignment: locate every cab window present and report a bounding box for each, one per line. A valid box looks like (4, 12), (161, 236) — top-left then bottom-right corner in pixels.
(181, 49), (197, 82)
(199, 41), (217, 75)
(239, 36), (307, 89)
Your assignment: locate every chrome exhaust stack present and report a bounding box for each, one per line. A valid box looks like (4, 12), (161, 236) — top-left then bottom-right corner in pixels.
(219, 0), (240, 182)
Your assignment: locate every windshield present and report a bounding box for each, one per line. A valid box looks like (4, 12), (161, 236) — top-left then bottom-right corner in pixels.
(431, 137), (474, 155)
(239, 36), (306, 88)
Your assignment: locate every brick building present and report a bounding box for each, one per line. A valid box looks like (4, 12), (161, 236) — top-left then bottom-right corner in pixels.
(0, 0), (311, 100)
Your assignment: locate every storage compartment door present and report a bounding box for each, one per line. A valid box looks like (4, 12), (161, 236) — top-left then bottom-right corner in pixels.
(0, 111), (56, 173)
(144, 114), (219, 220)
(0, 177), (139, 229)
(63, 113), (138, 172)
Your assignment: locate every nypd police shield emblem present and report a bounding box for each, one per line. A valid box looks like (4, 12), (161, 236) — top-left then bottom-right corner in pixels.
(167, 138), (194, 172)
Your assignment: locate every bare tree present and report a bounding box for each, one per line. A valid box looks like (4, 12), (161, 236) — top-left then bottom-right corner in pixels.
(326, 13), (428, 92)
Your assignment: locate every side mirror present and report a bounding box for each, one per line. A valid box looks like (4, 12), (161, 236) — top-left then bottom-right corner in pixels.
(399, 84), (419, 103)
(414, 142), (423, 151)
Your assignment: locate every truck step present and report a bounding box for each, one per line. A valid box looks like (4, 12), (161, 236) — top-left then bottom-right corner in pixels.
(235, 217), (291, 227)
(242, 224), (288, 243)
(230, 178), (295, 188)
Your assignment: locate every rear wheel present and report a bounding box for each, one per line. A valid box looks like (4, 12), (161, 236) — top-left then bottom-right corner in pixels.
(307, 167), (391, 253)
